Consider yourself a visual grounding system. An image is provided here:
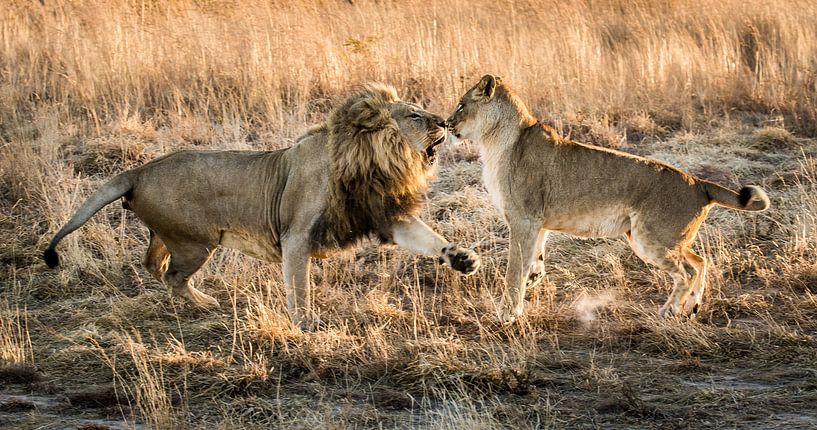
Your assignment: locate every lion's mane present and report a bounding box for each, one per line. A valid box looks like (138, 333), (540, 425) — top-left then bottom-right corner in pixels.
(310, 83), (431, 249)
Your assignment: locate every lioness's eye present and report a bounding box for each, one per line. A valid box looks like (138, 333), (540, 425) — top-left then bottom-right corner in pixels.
(410, 113), (423, 120)
(456, 104), (464, 113)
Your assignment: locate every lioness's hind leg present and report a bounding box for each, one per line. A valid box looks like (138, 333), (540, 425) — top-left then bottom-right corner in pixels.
(162, 242), (219, 309)
(626, 230), (694, 319)
(680, 249), (707, 317)
(653, 253), (696, 319)
(143, 230), (170, 282)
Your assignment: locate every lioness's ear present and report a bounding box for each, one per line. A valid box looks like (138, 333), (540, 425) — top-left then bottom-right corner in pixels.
(477, 74), (497, 99)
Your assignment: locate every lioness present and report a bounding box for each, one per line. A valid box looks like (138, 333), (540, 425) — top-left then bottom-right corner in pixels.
(44, 83), (480, 330)
(446, 75), (769, 323)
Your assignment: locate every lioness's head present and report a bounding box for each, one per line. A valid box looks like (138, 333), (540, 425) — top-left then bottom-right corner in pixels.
(447, 74), (534, 141)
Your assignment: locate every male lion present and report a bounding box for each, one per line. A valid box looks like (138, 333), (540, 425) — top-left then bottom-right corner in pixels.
(44, 83), (480, 330)
(446, 75), (769, 323)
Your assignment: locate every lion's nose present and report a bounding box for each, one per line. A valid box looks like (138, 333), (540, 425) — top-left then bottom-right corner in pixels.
(437, 119), (446, 128)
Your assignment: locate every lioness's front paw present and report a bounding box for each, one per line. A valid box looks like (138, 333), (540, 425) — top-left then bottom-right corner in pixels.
(291, 310), (327, 332)
(441, 245), (481, 275)
(497, 298), (523, 325)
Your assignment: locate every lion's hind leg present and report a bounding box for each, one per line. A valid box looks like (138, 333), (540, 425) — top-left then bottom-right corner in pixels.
(655, 254), (697, 319)
(161, 240), (220, 309)
(143, 230), (170, 282)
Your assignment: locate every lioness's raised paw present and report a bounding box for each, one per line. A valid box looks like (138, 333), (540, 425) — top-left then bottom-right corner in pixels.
(441, 244), (481, 275)
(526, 259), (546, 289)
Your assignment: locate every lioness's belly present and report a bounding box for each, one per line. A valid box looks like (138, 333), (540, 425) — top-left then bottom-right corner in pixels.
(545, 207), (631, 238)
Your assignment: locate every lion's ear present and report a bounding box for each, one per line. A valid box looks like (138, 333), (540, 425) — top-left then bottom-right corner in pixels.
(349, 99), (393, 130)
(477, 74), (497, 99)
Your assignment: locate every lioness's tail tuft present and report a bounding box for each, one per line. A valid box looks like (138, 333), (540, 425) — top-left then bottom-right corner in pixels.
(703, 181), (770, 212)
(43, 248), (60, 268)
(738, 185), (770, 211)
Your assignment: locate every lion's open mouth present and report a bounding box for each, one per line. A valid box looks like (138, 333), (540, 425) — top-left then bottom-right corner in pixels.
(425, 134), (446, 163)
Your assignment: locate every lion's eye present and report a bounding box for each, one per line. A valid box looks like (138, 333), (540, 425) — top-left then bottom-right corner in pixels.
(456, 104), (464, 113)
(410, 113), (423, 120)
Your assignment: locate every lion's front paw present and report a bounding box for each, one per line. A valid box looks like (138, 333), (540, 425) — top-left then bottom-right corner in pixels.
(174, 284), (220, 310)
(441, 245), (481, 275)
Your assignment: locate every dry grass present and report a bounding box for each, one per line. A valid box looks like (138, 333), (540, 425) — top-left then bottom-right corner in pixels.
(2, 0), (817, 428)
(3, 0), (817, 138)
(0, 302), (33, 365)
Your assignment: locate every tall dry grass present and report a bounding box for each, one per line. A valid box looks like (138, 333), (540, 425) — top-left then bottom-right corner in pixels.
(2, 0), (817, 139)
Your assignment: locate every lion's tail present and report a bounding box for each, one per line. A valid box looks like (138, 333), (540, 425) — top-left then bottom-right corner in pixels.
(43, 172), (134, 268)
(701, 181), (770, 212)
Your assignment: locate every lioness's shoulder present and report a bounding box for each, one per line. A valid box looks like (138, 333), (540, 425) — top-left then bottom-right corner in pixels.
(513, 122), (568, 158)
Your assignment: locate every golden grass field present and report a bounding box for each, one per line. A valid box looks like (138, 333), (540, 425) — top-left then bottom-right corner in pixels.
(1, 0), (817, 428)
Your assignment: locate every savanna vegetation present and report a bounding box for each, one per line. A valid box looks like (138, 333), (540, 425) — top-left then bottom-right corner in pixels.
(1, 0), (816, 428)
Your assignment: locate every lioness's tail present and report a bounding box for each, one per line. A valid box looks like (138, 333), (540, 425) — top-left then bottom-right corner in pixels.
(701, 181), (770, 212)
(43, 173), (134, 268)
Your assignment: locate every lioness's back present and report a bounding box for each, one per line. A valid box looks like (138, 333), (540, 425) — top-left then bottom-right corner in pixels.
(511, 123), (708, 220)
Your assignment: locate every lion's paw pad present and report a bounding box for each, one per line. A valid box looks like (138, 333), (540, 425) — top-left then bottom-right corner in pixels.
(442, 245), (480, 275)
